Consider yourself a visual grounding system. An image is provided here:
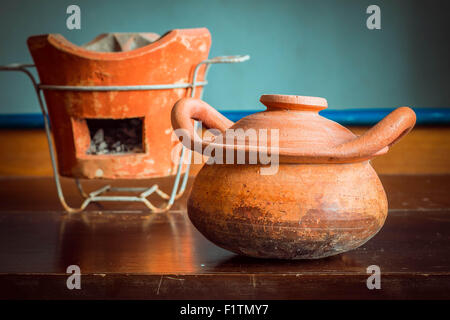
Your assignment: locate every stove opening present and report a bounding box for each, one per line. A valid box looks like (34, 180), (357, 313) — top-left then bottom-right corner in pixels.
(86, 118), (144, 155)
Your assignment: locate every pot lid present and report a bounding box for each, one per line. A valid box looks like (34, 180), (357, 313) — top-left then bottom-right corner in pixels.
(215, 94), (379, 163)
(233, 94), (355, 147)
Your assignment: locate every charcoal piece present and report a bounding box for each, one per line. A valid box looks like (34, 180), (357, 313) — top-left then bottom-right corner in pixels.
(86, 118), (144, 155)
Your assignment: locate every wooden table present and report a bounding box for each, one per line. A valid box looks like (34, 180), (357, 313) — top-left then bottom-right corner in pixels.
(0, 175), (449, 299)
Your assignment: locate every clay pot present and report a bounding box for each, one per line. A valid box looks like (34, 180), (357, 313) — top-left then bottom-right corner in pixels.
(171, 94), (416, 259)
(27, 28), (211, 179)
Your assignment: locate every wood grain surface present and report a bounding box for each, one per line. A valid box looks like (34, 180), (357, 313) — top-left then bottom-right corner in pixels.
(0, 175), (449, 299)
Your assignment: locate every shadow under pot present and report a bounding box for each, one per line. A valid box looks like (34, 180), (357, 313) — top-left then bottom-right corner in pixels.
(171, 94), (416, 259)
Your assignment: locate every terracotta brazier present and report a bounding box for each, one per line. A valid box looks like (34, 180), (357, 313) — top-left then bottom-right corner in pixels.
(27, 28), (211, 179)
(172, 94), (416, 259)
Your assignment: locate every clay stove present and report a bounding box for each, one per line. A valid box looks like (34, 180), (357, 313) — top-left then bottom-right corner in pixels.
(0, 28), (249, 213)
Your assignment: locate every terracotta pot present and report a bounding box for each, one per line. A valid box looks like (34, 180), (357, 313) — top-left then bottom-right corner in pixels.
(171, 94), (416, 259)
(27, 28), (211, 179)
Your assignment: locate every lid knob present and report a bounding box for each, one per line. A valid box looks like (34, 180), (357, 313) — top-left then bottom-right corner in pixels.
(260, 94), (328, 111)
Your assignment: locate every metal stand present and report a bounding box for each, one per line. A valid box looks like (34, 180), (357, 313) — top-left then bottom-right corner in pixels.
(0, 55), (249, 214)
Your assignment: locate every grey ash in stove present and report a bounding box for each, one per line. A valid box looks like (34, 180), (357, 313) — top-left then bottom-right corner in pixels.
(86, 118), (144, 155)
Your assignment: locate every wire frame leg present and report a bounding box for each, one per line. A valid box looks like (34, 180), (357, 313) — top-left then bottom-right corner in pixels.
(70, 146), (192, 214)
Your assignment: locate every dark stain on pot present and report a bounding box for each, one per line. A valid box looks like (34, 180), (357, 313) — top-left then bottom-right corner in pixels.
(187, 205), (374, 260)
(232, 206), (264, 222)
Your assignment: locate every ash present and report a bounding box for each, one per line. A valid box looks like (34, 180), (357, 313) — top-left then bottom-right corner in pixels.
(86, 118), (143, 155)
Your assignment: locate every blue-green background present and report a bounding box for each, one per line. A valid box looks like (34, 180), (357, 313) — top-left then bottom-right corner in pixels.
(0, 0), (449, 114)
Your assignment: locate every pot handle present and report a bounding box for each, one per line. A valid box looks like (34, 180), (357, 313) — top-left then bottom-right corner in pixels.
(332, 107), (416, 159)
(171, 97), (234, 151)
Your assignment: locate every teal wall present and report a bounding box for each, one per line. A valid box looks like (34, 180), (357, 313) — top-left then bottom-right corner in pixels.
(0, 0), (448, 113)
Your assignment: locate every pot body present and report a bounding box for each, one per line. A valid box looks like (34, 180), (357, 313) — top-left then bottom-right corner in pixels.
(188, 161), (387, 259)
